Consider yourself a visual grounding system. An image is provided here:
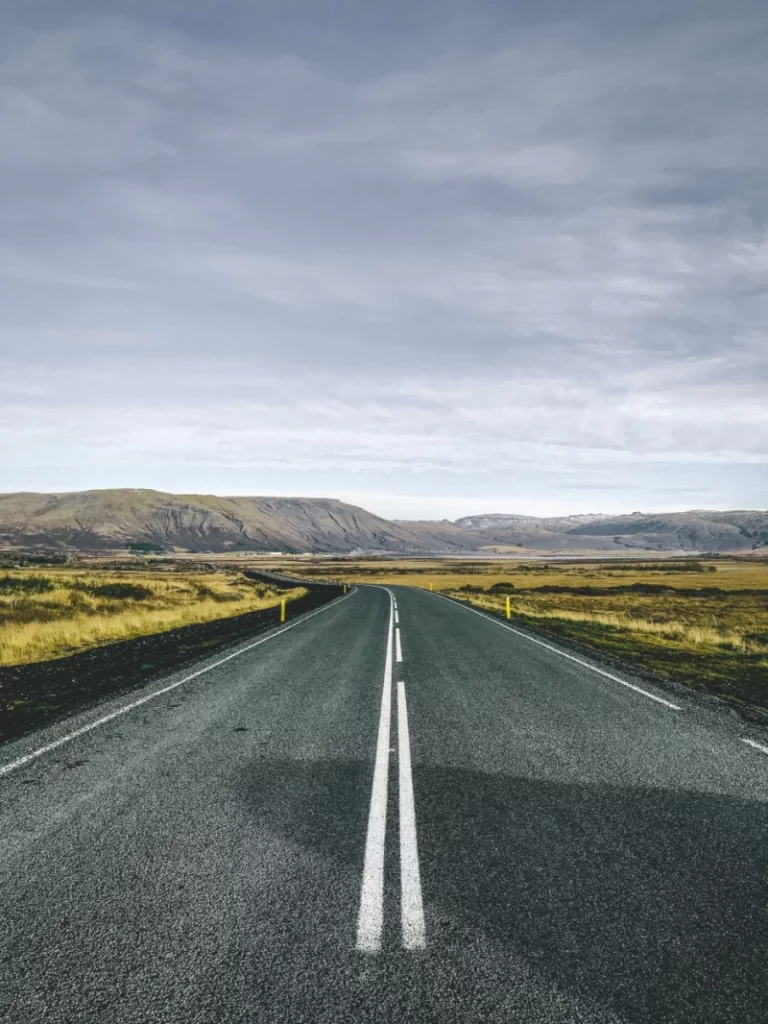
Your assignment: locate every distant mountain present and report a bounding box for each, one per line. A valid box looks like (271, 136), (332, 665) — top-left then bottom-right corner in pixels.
(452, 510), (768, 553)
(0, 490), (765, 554)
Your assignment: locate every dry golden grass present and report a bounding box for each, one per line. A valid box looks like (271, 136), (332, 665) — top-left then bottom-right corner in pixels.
(244, 554), (767, 595)
(454, 589), (762, 653)
(0, 567), (305, 666)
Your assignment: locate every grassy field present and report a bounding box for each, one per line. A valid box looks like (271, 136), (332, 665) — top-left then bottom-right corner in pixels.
(0, 564), (305, 666)
(247, 554), (768, 718)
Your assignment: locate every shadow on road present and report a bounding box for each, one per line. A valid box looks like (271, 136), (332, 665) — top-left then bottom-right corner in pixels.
(230, 758), (768, 1023)
(416, 765), (768, 1023)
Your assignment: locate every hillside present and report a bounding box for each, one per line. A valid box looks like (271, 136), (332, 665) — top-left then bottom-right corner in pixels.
(452, 510), (768, 553)
(0, 490), (419, 554)
(0, 490), (765, 554)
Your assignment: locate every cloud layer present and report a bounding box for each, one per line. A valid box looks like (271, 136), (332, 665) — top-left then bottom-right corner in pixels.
(1, 3), (766, 516)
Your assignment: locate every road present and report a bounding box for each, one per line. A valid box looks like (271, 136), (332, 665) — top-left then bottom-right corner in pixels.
(1, 585), (767, 1023)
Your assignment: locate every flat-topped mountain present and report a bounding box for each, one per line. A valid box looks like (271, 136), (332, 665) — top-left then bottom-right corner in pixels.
(0, 489), (418, 554)
(0, 490), (765, 554)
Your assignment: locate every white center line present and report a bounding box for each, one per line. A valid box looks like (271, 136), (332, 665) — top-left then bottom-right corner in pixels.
(397, 681), (426, 949)
(432, 592), (681, 711)
(0, 590), (355, 781)
(395, 609), (399, 624)
(742, 738), (768, 756)
(395, 627), (403, 663)
(356, 595), (394, 952)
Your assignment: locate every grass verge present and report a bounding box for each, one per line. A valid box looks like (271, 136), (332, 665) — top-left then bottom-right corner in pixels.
(0, 566), (306, 666)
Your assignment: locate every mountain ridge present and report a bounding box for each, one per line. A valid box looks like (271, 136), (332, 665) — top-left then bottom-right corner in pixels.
(0, 489), (766, 554)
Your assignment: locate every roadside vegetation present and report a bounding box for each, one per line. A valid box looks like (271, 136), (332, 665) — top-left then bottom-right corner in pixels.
(248, 554), (768, 718)
(0, 565), (305, 666)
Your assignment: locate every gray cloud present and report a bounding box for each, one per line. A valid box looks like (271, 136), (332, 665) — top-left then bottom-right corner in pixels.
(1, 3), (766, 516)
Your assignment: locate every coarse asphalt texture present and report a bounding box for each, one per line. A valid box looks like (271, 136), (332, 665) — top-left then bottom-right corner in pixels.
(1, 584), (767, 1023)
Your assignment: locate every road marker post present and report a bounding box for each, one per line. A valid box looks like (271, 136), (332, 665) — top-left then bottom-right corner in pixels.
(429, 583), (433, 591)
(280, 598), (286, 623)
(506, 596), (511, 619)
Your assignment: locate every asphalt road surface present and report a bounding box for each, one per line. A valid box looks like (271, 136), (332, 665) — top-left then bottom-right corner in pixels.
(2, 585), (767, 1023)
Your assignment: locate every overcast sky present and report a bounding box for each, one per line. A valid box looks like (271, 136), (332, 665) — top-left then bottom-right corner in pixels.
(1, 0), (766, 519)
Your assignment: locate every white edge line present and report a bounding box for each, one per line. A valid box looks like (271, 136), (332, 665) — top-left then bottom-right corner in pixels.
(356, 591), (394, 951)
(397, 681), (426, 949)
(0, 589), (356, 780)
(395, 627), (403, 663)
(431, 592), (682, 711)
(742, 738), (768, 756)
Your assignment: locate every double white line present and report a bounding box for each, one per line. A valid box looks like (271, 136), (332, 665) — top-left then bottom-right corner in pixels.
(356, 591), (426, 952)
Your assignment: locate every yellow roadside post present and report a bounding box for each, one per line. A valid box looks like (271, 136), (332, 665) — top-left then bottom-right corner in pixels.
(429, 583), (433, 591)
(506, 596), (511, 619)
(344, 584), (347, 594)
(280, 598), (286, 623)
